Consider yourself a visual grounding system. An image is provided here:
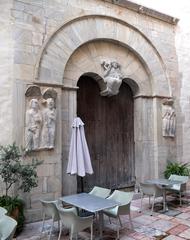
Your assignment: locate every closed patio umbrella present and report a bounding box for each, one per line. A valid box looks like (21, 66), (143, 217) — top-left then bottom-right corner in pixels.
(67, 117), (93, 191)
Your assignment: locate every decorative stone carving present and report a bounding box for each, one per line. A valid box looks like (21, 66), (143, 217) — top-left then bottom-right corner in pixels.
(25, 85), (41, 97)
(25, 86), (57, 151)
(25, 98), (42, 151)
(162, 99), (176, 138)
(42, 87), (58, 100)
(41, 98), (56, 149)
(100, 60), (123, 96)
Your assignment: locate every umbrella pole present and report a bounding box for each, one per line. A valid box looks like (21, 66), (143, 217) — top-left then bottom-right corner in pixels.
(80, 177), (84, 193)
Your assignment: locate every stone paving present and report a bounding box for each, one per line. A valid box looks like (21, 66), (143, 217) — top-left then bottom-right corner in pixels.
(16, 196), (190, 240)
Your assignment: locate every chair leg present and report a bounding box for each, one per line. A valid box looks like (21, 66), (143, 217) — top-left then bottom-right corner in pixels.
(179, 192), (182, 207)
(116, 218), (120, 239)
(48, 219), (54, 240)
(129, 213), (133, 230)
(140, 194), (144, 212)
(151, 195), (155, 216)
(118, 216), (122, 227)
(90, 223), (93, 240)
(40, 213), (45, 239)
(58, 222), (62, 240)
(70, 230), (73, 240)
(149, 196), (151, 209)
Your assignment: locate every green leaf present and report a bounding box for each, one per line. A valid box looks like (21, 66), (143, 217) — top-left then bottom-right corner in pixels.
(164, 161), (190, 178)
(0, 143), (43, 196)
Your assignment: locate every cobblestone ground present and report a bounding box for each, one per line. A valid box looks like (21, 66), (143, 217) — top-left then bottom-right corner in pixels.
(16, 195), (190, 240)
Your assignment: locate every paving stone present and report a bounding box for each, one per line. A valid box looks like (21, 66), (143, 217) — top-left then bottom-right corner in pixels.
(149, 219), (177, 232)
(157, 214), (173, 220)
(167, 224), (189, 235)
(171, 217), (190, 226)
(176, 212), (190, 220)
(163, 235), (186, 240)
(178, 228), (190, 239)
(133, 215), (158, 225)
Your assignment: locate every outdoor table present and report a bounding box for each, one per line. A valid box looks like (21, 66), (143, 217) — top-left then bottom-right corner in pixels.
(145, 178), (182, 212)
(60, 192), (119, 239)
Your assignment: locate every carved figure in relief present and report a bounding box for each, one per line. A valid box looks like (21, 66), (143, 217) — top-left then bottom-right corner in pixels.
(41, 98), (56, 149)
(25, 98), (42, 151)
(101, 60), (123, 96)
(162, 99), (176, 137)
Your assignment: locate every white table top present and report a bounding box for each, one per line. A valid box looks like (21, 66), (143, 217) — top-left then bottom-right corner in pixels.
(60, 193), (119, 212)
(145, 178), (182, 186)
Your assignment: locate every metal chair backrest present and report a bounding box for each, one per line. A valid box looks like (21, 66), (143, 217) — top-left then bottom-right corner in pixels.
(140, 182), (162, 197)
(56, 205), (93, 236)
(40, 200), (60, 221)
(89, 186), (111, 198)
(169, 174), (189, 183)
(169, 174), (189, 191)
(108, 190), (134, 205)
(56, 205), (78, 228)
(106, 190), (134, 216)
(0, 207), (7, 218)
(0, 215), (17, 240)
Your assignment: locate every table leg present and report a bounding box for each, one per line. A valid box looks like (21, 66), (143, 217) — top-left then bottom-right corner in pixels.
(162, 188), (168, 212)
(98, 211), (104, 239)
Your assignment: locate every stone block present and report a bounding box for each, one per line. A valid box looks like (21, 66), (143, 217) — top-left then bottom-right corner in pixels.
(37, 163), (55, 177)
(14, 64), (34, 81)
(32, 32), (43, 46)
(47, 176), (61, 193)
(30, 192), (55, 209)
(11, 9), (24, 19)
(24, 208), (43, 223)
(39, 66), (52, 81)
(13, 28), (32, 44)
(14, 50), (36, 65)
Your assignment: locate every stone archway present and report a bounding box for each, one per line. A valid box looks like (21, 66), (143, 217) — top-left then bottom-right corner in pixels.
(34, 15), (172, 194)
(35, 14), (170, 97)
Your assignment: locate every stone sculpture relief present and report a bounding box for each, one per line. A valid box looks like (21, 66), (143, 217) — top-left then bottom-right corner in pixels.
(100, 60), (123, 96)
(25, 98), (42, 151)
(25, 86), (57, 151)
(162, 99), (176, 138)
(41, 98), (56, 149)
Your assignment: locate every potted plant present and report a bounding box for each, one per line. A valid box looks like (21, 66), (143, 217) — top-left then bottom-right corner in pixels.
(164, 161), (190, 179)
(0, 143), (42, 234)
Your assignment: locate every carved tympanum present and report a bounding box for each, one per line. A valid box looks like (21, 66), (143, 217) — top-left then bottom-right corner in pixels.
(25, 86), (57, 151)
(162, 99), (176, 138)
(100, 60), (123, 96)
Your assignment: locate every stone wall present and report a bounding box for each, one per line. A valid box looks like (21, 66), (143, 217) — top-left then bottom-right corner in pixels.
(0, 0), (181, 222)
(130, 0), (190, 177)
(0, 0), (14, 145)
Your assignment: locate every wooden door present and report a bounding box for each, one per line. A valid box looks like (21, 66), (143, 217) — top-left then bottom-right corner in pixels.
(77, 76), (134, 192)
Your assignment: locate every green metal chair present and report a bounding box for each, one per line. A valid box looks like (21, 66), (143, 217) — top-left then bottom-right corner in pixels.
(166, 174), (189, 206)
(0, 215), (17, 240)
(0, 207), (7, 218)
(40, 200), (60, 240)
(57, 205), (93, 240)
(103, 190), (134, 240)
(89, 186), (111, 199)
(140, 182), (163, 215)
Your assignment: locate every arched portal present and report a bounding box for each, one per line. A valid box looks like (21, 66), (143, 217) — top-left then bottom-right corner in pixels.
(34, 14), (173, 195)
(77, 75), (134, 192)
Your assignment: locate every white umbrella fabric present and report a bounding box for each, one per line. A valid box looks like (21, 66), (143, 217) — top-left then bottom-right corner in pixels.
(67, 117), (93, 178)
